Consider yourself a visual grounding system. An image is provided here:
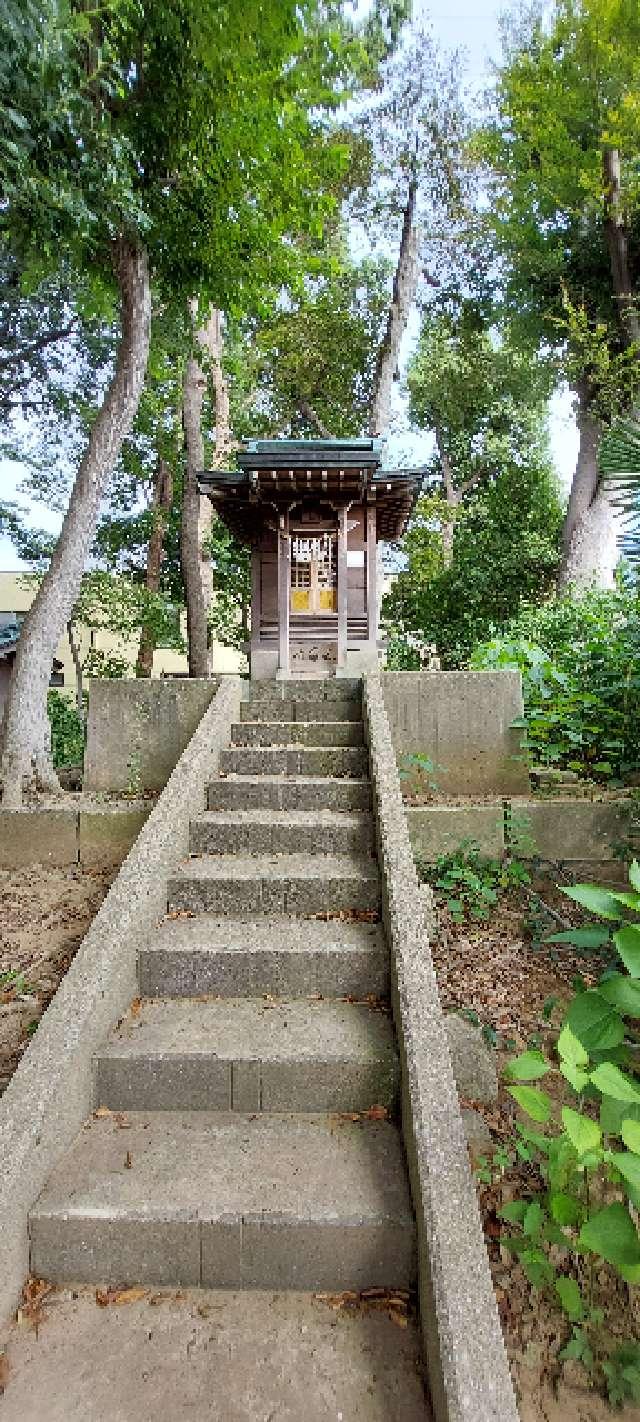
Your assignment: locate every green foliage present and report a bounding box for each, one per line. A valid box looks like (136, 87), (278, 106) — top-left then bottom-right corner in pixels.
(205, 521), (251, 654)
(397, 752), (439, 798)
(47, 691), (84, 769)
(420, 838), (530, 923)
(383, 459), (562, 666)
(495, 861), (640, 1406)
(470, 587), (640, 782)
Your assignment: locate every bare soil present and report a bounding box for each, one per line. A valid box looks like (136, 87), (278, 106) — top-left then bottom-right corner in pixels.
(0, 864), (115, 1093)
(429, 874), (640, 1421)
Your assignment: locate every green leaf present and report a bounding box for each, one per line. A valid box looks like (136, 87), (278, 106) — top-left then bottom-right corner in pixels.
(524, 1201), (545, 1236)
(629, 861), (640, 894)
(504, 1050), (550, 1082)
(579, 1202), (640, 1281)
(614, 925), (640, 978)
(590, 1062), (640, 1104)
(547, 928), (611, 949)
(610, 1152), (640, 1195)
(621, 1120), (640, 1154)
(598, 974), (640, 1016)
(600, 1098), (640, 1135)
(560, 1061), (590, 1092)
(499, 1199), (528, 1223)
(557, 1024), (588, 1067)
(550, 1192), (582, 1226)
(566, 991), (625, 1053)
(561, 885), (624, 920)
(507, 1085), (552, 1123)
(521, 1247), (556, 1289)
(561, 1107), (601, 1156)
(555, 1276), (585, 1321)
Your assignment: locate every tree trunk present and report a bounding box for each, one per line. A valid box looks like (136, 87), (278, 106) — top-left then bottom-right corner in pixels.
(181, 305), (231, 677)
(0, 239), (151, 807)
(136, 457), (173, 678)
(559, 382), (618, 589)
(435, 426), (461, 568)
(603, 147), (640, 349)
(66, 620), (84, 721)
(370, 174), (420, 437)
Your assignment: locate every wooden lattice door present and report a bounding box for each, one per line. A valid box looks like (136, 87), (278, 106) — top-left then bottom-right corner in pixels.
(290, 533), (337, 614)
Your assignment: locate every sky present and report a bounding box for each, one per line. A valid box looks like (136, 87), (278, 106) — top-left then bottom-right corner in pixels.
(0, 0), (579, 573)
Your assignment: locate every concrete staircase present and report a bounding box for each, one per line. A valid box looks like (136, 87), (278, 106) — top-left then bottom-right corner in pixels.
(29, 679), (416, 1293)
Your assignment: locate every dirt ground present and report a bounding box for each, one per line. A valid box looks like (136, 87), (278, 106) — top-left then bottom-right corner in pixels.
(429, 874), (640, 1422)
(0, 864), (115, 1094)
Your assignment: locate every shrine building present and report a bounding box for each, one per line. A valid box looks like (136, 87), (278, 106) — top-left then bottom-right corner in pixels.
(199, 439), (422, 679)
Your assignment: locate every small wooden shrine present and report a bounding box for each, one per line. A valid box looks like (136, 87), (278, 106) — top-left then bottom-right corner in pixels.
(199, 439), (422, 678)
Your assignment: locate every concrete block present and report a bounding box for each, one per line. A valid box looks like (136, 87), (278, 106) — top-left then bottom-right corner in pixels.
(139, 916), (389, 1000)
(0, 809), (77, 867)
(234, 1219), (416, 1292)
(30, 1214), (200, 1287)
(382, 670), (528, 795)
(231, 720), (363, 747)
(241, 698), (362, 722)
(406, 804), (504, 862)
(78, 808), (150, 868)
(513, 797), (633, 862)
(168, 854), (380, 918)
(207, 775), (372, 812)
(445, 1013), (499, 1105)
(84, 678), (220, 793)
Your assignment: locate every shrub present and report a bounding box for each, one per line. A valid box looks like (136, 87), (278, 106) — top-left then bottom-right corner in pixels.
(47, 691), (85, 768)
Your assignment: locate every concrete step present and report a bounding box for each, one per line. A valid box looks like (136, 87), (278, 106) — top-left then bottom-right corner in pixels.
(240, 698), (362, 723)
(139, 915), (389, 999)
(231, 721), (363, 748)
(189, 809), (374, 857)
(94, 998), (398, 1114)
(29, 1111), (416, 1290)
(167, 853), (380, 917)
(207, 775), (372, 812)
(249, 678), (361, 702)
(219, 746), (369, 778)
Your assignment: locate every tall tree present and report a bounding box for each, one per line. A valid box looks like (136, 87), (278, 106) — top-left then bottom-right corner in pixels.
(0, 0), (390, 802)
(481, 0), (640, 587)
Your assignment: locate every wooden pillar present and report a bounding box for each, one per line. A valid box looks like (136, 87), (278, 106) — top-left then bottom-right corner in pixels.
(366, 501), (378, 651)
(277, 509), (290, 677)
(250, 543), (261, 651)
(337, 505), (348, 669)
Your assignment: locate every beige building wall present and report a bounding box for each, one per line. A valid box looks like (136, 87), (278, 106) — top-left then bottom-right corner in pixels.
(0, 572), (245, 691)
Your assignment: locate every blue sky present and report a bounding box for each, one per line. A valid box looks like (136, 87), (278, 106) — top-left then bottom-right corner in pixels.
(0, 0), (577, 572)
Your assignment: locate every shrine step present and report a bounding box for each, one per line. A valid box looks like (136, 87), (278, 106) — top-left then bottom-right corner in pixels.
(231, 721), (363, 748)
(29, 1112), (416, 1290)
(240, 698), (362, 723)
(189, 809), (374, 857)
(207, 775), (372, 813)
(219, 746), (369, 778)
(167, 854), (380, 917)
(93, 998), (398, 1114)
(138, 915), (388, 999)
(249, 678), (362, 702)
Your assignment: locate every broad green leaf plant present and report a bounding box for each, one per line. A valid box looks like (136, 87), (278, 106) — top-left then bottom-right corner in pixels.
(499, 860), (640, 1405)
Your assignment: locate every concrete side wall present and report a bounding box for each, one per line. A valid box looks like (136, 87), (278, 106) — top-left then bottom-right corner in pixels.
(363, 674), (518, 1422)
(407, 798), (634, 865)
(84, 678), (221, 792)
(0, 676), (241, 1322)
(0, 808), (152, 869)
(382, 671), (528, 795)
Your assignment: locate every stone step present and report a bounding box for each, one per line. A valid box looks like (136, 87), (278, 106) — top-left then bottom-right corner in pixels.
(240, 698), (362, 723)
(231, 721), (363, 748)
(139, 915), (389, 999)
(207, 775), (372, 813)
(167, 854), (380, 917)
(189, 809), (374, 857)
(219, 746), (369, 778)
(249, 678), (361, 702)
(94, 998), (398, 1114)
(29, 1111), (416, 1291)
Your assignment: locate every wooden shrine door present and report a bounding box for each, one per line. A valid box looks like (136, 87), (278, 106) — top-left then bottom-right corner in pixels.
(290, 532), (337, 614)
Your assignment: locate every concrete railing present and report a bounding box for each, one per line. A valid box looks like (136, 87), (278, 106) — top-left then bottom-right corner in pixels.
(0, 675), (242, 1322)
(363, 673), (518, 1422)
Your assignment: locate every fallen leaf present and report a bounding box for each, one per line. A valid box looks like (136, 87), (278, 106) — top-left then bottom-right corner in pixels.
(364, 1104), (388, 1121)
(124, 1150), (133, 1169)
(113, 1287), (147, 1305)
(0, 1352), (9, 1394)
(93, 1106), (114, 1119)
(130, 998), (142, 1018)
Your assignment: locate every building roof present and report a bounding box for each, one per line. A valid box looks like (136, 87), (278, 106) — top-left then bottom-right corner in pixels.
(199, 440), (423, 544)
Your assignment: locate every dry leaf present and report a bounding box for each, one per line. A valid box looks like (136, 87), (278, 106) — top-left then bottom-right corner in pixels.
(364, 1104), (388, 1121)
(0, 1352), (10, 1394)
(93, 1106), (114, 1119)
(124, 1150), (133, 1169)
(96, 1286), (147, 1307)
(130, 998), (142, 1018)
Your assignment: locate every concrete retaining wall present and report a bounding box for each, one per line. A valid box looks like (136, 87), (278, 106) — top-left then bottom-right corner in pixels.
(382, 671), (528, 795)
(0, 676), (241, 1322)
(363, 674), (518, 1422)
(0, 807), (152, 870)
(407, 798), (635, 865)
(84, 677), (221, 792)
